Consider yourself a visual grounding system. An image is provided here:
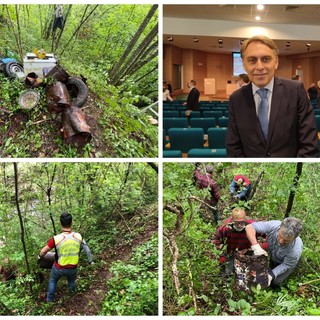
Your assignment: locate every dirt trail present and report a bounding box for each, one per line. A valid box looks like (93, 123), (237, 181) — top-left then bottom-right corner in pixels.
(47, 224), (157, 315)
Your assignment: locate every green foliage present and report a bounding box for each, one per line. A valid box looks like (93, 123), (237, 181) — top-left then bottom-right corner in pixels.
(0, 162), (158, 315)
(100, 236), (158, 315)
(0, 4), (158, 158)
(163, 162), (320, 315)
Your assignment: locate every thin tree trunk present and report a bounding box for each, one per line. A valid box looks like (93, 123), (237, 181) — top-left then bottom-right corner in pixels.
(52, 4), (73, 52)
(5, 5), (22, 60)
(112, 23), (158, 85)
(248, 170), (265, 200)
(147, 162), (158, 174)
(46, 164), (58, 234)
(285, 162), (303, 218)
(13, 163), (31, 282)
(59, 4), (98, 56)
(14, 5), (23, 60)
(108, 4), (158, 81)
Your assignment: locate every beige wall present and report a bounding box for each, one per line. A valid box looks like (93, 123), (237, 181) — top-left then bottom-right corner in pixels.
(164, 44), (320, 94)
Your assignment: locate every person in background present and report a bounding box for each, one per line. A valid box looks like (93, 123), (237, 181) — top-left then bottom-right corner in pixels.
(308, 83), (318, 108)
(308, 83), (318, 100)
(166, 81), (173, 94)
(291, 74), (301, 81)
(183, 80), (200, 114)
(245, 217), (303, 286)
(238, 73), (250, 87)
(39, 212), (93, 302)
(229, 174), (251, 201)
(163, 82), (173, 102)
(193, 164), (220, 224)
(226, 35), (318, 157)
(0, 257), (16, 282)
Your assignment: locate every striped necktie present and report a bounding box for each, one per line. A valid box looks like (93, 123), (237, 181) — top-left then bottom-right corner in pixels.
(256, 88), (269, 140)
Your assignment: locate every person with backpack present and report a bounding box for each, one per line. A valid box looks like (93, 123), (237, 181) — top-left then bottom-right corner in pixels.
(193, 163), (220, 224)
(39, 212), (93, 302)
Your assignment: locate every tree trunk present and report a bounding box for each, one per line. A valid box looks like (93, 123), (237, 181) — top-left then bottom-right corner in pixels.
(59, 4), (98, 55)
(248, 170), (265, 201)
(52, 4), (73, 52)
(112, 23), (158, 86)
(14, 5), (23, 60)
(46, 164), (58, 234)
(147, 162), (158, 174)
(108, 4), (158, 81)
(285, 162), (303, 218)
(13, 163), (31, 281)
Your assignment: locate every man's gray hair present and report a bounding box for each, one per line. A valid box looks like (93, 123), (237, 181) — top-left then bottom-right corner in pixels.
(280, 217), (303, 238)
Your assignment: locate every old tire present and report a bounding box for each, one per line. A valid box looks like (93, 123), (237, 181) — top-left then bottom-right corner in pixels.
(66, 76), (89, 108)
(4, 61), (24, 78)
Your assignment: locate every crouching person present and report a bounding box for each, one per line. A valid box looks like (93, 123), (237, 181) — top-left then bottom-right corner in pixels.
(213, 208), (256, 275)
(39, 212), (93, 302)
(245, 217), (303, 287)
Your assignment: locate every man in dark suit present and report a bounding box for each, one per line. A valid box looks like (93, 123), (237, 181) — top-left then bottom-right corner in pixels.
(226, 35), (318, 157)
(183, 80), (200, 112)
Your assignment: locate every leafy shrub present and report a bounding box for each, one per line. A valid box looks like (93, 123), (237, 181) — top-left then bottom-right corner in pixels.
(100, 236), (158, 315)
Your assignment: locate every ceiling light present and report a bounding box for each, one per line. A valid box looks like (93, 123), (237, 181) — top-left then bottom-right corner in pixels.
(255, 16), (261, 21)
(218, 39), (223, 44)
(306, 43), (311, 47)
(167, 36), (173, 41)
(257, 4), (264, 11)
(193, 37), (199, 43)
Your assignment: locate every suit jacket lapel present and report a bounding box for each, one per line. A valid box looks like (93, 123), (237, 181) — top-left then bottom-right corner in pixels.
(268, 77), (283, 144)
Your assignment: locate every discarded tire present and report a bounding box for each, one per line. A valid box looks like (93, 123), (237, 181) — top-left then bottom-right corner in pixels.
(61, 105), (92, 147)
(66, 76), (89, 108)
(4, 61), (24, 78)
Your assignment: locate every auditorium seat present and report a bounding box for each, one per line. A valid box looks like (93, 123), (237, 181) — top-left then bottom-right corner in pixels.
(168, 128), (204, 153)
(163, 150), (182, 158)
(217, 117), (229, 127)
(163, 110), (180, 118)
(189, 118), (216, 133)
(188, 148), (227, 158)
(163, 117), (188, 133)
(207, 127), (227, 149)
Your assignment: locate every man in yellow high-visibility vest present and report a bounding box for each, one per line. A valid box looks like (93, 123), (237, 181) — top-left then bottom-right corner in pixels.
(39, 212), (93, 302)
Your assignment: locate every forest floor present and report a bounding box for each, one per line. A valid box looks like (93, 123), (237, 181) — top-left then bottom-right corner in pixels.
(37, 221), (158, 316)
(0, 89), (112, 158)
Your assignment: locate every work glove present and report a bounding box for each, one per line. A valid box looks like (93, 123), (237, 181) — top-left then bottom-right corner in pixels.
(251, 243), (268, 256)
(267, 272), (274, 287)
(37, 255), (42, 260)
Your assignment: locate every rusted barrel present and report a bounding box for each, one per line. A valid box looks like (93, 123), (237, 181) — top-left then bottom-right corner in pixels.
(44, 65), (70, 82)
(38, 252), (55, 269)
(61, 105), (92, 147)
(46, 81), (70, 113)
(234, 249), (269, 292)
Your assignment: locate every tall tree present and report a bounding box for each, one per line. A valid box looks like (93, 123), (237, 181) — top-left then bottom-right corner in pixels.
(285, 162), (303, 218)
(108, 4), (157, 84)
(13, 163), (31, 277)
